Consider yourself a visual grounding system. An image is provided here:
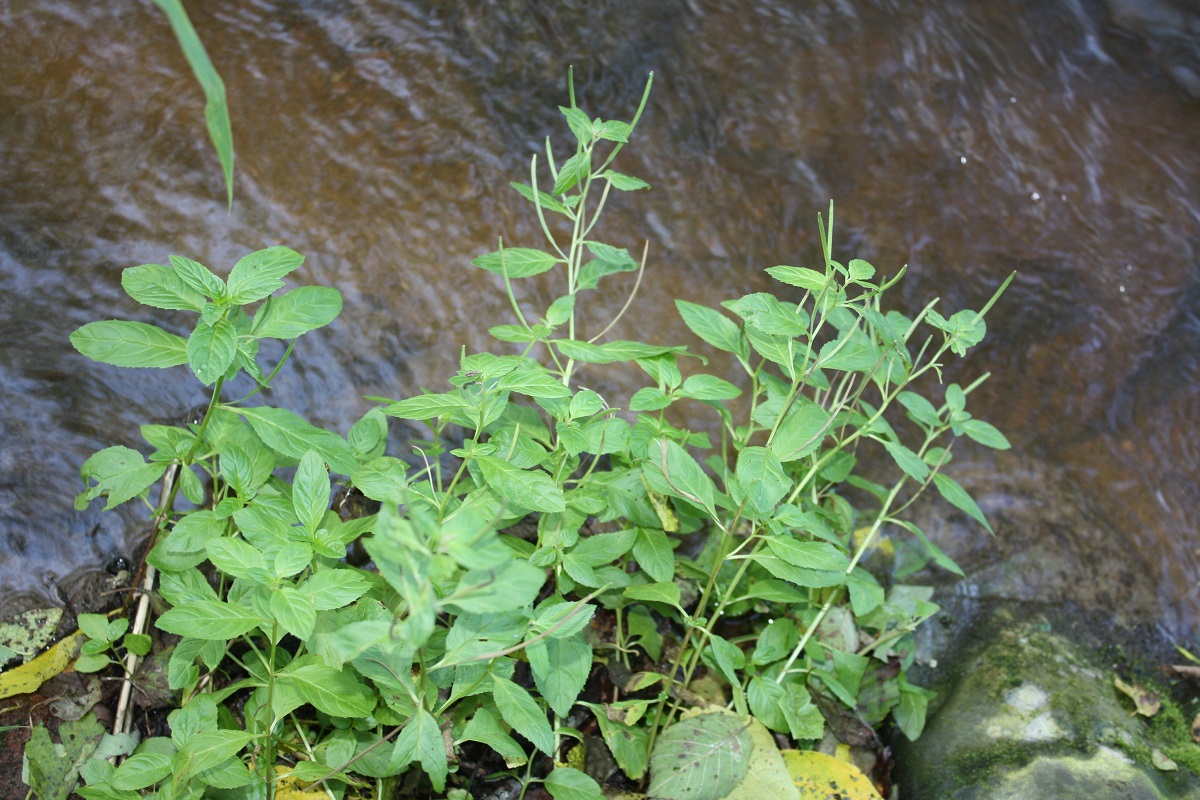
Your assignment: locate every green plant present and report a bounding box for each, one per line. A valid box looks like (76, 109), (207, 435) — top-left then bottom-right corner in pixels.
(62, 72), (1011, 800)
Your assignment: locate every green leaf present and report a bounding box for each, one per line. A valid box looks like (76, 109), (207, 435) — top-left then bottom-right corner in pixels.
(156, 599), (264, 640)
(121, 263), (207, 311)
(642, 438), (716, 516)
(748, 675), (788, 732)
(280, 663), (375, 717)
(895, 678), (935, 740)
(71, 321), (189, 369)
(782, 683), (825, 740)
(847, 259), (876, 282)
(76, 446), (168, 511)
(624, 582), (681, 608)
(705, 633), (745, 686)
(389, 708), (448, 792)
(510, 181), (570, 215)
(552, 151), (591, 195)
(596, 120), (632, 143)
(633, 529), (675, 583)
(153, 0), (235, 208)
(766, 265), (829, 293)
(493, 675), (554, 755)
(252, 286), (342, 339)
(293, 450), (331, 534)
(169, 255), (226, 299)
(753, 554), (846, 589)
(527, 634), (592, 717)
(349, 407), (388, 461)
(932, 474), (993, 533)
(237, 406), (356, 475)
(447, 559), (548, 614)
(458, 707), (528, 767)
(569, 529), (637, 566)
(476, 456), (565, 513)
(545, 767), (605, 800)
(227, 246), (303, 304)
(554, 339), (688, 365)
(300, 569), (371, 610)
(205, 537), (267, 580)
(383, 392), (468, 421)
(678, 374), (741, 401)
(675, 300), (745, 357)
(578, 242), (639, 291)
(629, 387), (670, 411)
(769, 401), (831, 463)
(962, 419), (1011, 450)
(560, 105), (594, 144)
(735, 446), (789, 516)
(187, 318), (238, 385)
(750, 618), (798, 666)
(881, 440), (930, 482)
(648, 710), (752, 800)
(897, 391), (941, 428)
(270, 586), (316, 640)
(111, 752), (172, 791)
(350, 456), (409, 503)
(173, 731), (253, 782)
(763, 537), (849, 572)
(472, 247), (562, 278)
(603, 169), (649, 191)
(532, 601), (596, 640)
(497, 365), (572, 399)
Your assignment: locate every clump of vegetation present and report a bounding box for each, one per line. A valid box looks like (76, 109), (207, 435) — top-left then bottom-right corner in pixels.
(60, 72), (1010, 800)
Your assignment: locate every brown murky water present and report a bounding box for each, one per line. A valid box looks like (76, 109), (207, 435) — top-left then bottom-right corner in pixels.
(2, 1), (1198, 632)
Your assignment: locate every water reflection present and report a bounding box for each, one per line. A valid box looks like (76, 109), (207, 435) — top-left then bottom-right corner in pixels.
(1, 0), (1198, 632)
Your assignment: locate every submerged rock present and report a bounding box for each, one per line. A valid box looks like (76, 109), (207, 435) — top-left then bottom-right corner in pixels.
(894, 605), (1200, 799)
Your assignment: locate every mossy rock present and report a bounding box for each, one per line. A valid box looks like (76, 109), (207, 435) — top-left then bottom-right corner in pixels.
(895, 606), (1200, 799)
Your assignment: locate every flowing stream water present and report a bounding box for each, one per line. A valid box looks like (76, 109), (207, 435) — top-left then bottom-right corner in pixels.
(2, 0), (1199, 634)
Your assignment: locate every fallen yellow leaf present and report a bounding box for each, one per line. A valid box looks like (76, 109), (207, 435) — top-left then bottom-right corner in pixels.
(1113, 675), (1160, 717)
(0, 632), (83, 700)
(782, 749), (882, 800)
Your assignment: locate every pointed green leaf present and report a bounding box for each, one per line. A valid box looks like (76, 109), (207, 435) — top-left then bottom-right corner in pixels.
(472, 247), (562, 278)
(187, 318), (237, 385)
(642, 438), (716, 515)
(293, 450), (330, 533)
(169, 255), (226, 299)
(121, 263), (207, 311)
(602, 169), (648, 190)
(962, 419), (1011, 450)
(227, 246), (303, 305)
(763, 537), (848, 572)
(552, 151), (591, 195)
(545, 767), (605, 800)
(882, 440), (930, 482)
(633, 529), (674, 583)
(174, 731), (253, 782)
(675, 300), (745, 357)
(280, 664), (375, 717)
(510, 181), (569, 215)
(156, 599), (264, 640)
(769, 401), (831, 463)
(237, 406), (356, 475)
(389, 707), (447, 791)
(382, 392), (468, 421)
(527, 634), (591, 717)
(71, 321), (189, 369)
(270, 586), (316, 640)
(476, 456), (565, 513)
(932, 474), (992, 533)
(252, 286), (342, 339)
(493, 676), (554, 755)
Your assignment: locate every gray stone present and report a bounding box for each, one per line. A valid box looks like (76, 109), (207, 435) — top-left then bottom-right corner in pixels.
(894, 607), (1200, 799)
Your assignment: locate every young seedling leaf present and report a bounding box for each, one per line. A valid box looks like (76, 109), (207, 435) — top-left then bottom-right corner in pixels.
(545, 767), (605, 800)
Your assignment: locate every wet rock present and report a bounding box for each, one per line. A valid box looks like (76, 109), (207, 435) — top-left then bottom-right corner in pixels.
(1106, 0), (1200, 99)
(894, 605), (1200, 799)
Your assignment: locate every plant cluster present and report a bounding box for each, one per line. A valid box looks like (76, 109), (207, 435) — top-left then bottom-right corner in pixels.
(63, 74), (1011, 800)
